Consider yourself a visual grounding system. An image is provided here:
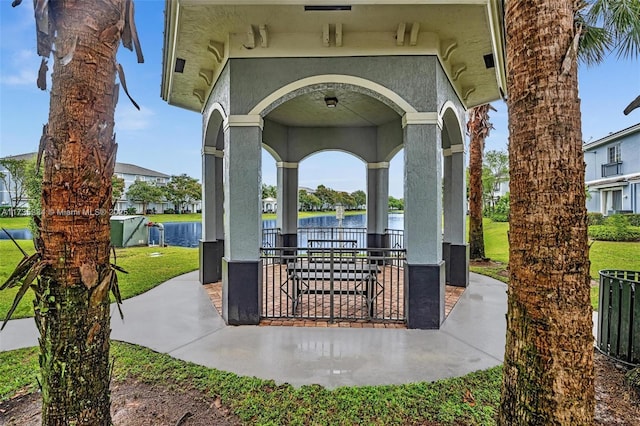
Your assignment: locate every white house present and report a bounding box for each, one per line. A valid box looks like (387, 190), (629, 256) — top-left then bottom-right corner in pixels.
(113, 162), (170, 214)
(585, 123), (640, 215)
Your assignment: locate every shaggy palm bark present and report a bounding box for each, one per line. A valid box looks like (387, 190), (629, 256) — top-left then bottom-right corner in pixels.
(467, 105), (492, 260)
(499, 1), (594, 424)
(36, 1), (124, 423)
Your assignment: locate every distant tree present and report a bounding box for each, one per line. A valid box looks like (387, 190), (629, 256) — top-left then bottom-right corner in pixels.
(261, 183), (277, 199)
(0, 158), (30, 217)
(299, 189), (321, 211)
(335, 191), (356, 209)
(351, 190), (366, 208)
(315, 185), (336, 210)
(22, 159), (41, 234)
(112, 176), (125, 204)
(388, 196), (404, 211)
(483, 150), (509, 208)
(164, 174), (202, 213)
(127, 181), (164, 214)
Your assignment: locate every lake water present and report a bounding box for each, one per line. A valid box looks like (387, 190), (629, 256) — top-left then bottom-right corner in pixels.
(2, 213), (404, 248)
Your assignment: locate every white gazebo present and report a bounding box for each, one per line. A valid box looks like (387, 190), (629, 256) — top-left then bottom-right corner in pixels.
(161, 0), (506, 329)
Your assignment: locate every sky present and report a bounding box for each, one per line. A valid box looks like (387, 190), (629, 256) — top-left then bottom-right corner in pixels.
(1, 1), (639, 199)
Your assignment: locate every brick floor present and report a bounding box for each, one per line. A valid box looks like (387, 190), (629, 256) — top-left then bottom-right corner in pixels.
(203, 265), (466, 329)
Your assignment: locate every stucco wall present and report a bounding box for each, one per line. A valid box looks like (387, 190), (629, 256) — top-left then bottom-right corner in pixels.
(227, 56), (440, 115)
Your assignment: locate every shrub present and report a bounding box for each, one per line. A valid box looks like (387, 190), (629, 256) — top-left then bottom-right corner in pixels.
(163, 208), (175, 214)
(587, 212), (605, 225)
(490, 193), (509, 223)
(588, 225), (640, 242)
(626, 214), (640, 227)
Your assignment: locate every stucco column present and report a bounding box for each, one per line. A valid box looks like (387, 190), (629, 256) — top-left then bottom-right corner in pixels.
(200, 147), (225, 284)
(442, 151), (453, 283)
(221, 115), (263, 325)
(276, 161), (299, 248)
(403, 114), (444, 329)
(449, 146), (469, 287)
(366, 162), (389, 253)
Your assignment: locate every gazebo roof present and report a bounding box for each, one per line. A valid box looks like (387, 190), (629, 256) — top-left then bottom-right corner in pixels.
(161, 0), (506, 112)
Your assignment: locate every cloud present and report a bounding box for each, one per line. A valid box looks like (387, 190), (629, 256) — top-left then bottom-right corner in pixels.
(0, 50), (39, 87)
(115, 105), (154, 131)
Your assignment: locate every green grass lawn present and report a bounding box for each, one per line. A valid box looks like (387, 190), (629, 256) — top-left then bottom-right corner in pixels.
(0, 216), (31, 230)
(476, 219), (640, 311)
(0, 240), (198, 321)
(1, 342), (502, 425)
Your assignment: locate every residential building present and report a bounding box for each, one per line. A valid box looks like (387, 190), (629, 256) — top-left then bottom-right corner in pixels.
(0, 152), (175, 215)
(113, 162), (170, 213)
(584, 123), (640, 215)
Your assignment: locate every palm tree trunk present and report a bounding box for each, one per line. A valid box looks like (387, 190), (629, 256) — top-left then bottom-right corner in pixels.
(467, 105), (492, 260)
(37, 1), (124, 423)
(499, 1), (594, 424)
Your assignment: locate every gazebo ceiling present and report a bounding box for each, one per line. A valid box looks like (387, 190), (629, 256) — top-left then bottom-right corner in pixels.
(162, 0), (506, 113)
(267, 90), (398, 128)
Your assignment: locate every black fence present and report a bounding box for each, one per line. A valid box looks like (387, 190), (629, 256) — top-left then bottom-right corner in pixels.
(597, 270), (640, 365)
(261, 246), (406, 322)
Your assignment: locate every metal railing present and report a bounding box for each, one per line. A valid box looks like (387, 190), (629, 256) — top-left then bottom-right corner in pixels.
(261, 227), (405, 251)
(601, 161), (623, 177)
(385, 228), (404, 249)
(597, 270), (640, 365)
(297, 227), (368, 249)
(261, 246), (406, 322)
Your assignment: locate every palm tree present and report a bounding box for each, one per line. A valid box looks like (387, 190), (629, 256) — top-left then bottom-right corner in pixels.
(467, 104), (494, 260)
(499, 0), (639, 423)
(579, 0), (640, 114)
(2, 1), (142, 423)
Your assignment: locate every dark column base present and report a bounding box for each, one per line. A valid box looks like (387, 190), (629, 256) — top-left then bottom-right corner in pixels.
(442, 242), (451, 284)
(199, 240), (224, 284)
(222, 259), (262, 325)
(449, 244), (469, 287)
(278, 233), (298, 248)
(367, 233), (384, 249)
(367, 233), (385, 264)
(278, 233), (297, 263)
(404, 261), (445, 329)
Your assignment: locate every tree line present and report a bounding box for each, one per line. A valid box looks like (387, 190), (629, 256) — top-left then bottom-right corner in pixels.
(262, 183), (404, 211)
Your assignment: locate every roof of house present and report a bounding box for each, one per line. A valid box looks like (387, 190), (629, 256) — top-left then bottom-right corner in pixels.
(0, 152), (37, 162)
(114, 163), (170, 178)
(583, 122), (640, 151)
(0, 152), (170, 178)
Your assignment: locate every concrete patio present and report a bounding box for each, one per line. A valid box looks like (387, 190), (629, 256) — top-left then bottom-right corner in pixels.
(0, 271), (507, 389)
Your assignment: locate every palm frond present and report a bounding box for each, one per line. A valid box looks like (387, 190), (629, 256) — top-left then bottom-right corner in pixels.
(578, 23), (612, 65)
(586, 0), (640, 60)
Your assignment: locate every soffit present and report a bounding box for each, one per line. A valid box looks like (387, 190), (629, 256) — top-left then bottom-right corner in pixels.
(163, 1), (505, 112)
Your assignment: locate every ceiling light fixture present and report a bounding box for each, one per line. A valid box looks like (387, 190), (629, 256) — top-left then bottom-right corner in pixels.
(324, 96), (339, 108)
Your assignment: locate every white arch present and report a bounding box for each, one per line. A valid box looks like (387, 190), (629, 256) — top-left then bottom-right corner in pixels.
(203, 103), (228, 148)
(248, 74), (418, 116)
(439, 100), (465, 146)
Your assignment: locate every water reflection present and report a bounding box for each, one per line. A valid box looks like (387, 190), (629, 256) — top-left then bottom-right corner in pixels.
(2, 213), (404, 249)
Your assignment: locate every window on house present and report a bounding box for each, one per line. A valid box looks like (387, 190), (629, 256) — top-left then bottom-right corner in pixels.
(608, 145), (621, 163)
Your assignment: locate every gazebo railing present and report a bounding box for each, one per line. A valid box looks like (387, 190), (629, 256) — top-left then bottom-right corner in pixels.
(597, 270), (640, 365)
(261, 227), (404, 251)
(260, 246), (406, 322)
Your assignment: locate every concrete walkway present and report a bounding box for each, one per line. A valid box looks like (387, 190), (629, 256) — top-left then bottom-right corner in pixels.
(0, 272), (507, 389)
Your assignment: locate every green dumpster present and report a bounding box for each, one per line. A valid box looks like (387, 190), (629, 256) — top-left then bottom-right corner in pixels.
(110, 215), (149, 248)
